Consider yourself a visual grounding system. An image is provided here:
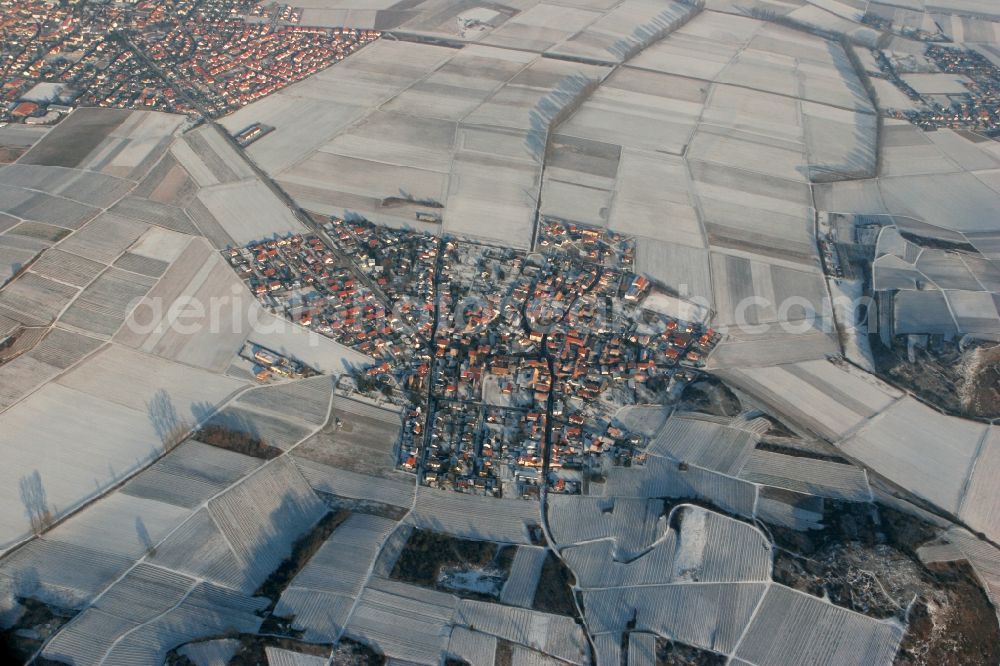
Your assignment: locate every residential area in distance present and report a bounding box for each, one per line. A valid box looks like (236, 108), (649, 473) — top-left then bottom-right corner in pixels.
(1, 1), (1000, 666)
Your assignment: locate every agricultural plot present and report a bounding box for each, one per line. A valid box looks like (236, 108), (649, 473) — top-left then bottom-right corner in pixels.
(901, 72), (974, 95)
(0, 327), (103, 410)
(293, 457), (416, 508)
(221, 40), (455, 175)
(345, 578), (457, 664)
(711, 253), (826, 332)
(0, 246), (37, 286)
(0, 272), (78, 327)
(716, 359), (902, 441)
(4, 220), (72, 244)
(0, 537), (133, 609)
(755, 490), (824, 531)
(689, 125), (806, 184)
(959, 428), (1000, 543)
(59, 267), (158, 339)
(197, 180), (305, 246)
(151, 457), (326, 593)
(874, 222), (1000, 336)
(56, 213), (150, 265)
(205, 458), (326, 587)
(113, 252), (170, 278)
(628, 633), (657, 666)
(276, 513), (397, 641)
(555, 67), (706, 158)
(708, 324), (840, 369)
(129, 154), (197, 207)
(561, 505), (771, 589)
(279, 110), (455, 230)
(34, 491), (189, 561)
(499, 546), (547, 607)
(28, 249), (105, 287)
(880, 172), (1000, 238)
(248, 310), (374, 374)
(583, 582), (768, 653)
(0, 343), (244, 550)
(481, 3), (604, 52)
(627, 11), (758, 80)
(389, 45), (536, 121)
(448, 626), (498, 666)
(604, 150), (703, 247)
(0, 478), (198, 612)
(445, 58), (609, 248)
(738, 449), (871, 501)
(0, 188), (98, 230)
(43, 580), (266, 666)
(734, 584), (904, 666)
(611, 404), (672, 438)
(453, 599), (590, 664)
(601, 454), (759, 518)
(645, 412), (764, 475)
(545, 0), (701, 64)
(921, 526), (1000, 611)
(235, 375), (334, 428)
(593, 634), (622, 666)
(546, 495), (663, 554)
(694, 164), (816, 265)
(293, 394), (400, 478)
(0, 165), (133, 209)
(635, 240), (712, 307)
(727, 26), (874, 111)
(18, 107), (132, 169)
(85, 111), (185, 181)
(179, 126), (255, 186)
(784, 3), (880, 44)
(0, 353), (63, 412)
(114, 240), (254, 373)
(108, 196), (199, 236)
(840, 396), (987, 514)
(0, 124), (47, 163)
(120, 440), (263, 509)
(407, 487), (540, 544)
(199, 405), (313, 453)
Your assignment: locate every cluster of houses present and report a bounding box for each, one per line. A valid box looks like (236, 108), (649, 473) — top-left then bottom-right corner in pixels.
(878, 44), (1000, 133)
(248, 2), (304, 23)
(323, 218), (439, 341)
(537, 219), (635, 270)
(240, 342), (317, 382)
(225, 215), (721, 498)
(385, 224), (719, 496)
(228, 234), (409, 362)
(0, 0), (378, 122)
(143, 22), (379, 115)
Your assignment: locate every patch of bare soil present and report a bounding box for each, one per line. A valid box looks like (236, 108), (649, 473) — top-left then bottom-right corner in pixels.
(1, 597), (74, 664)
(872, 338), (1000, 418)
(329, 637), (385, 666)
(677, 377), (741, 417)
(390, 529), (515, 601)
(654, 638), (726, 666)
(193, 423), (283, 460)
(959, 344), (1000, 418)
(0, 145), (26, 163)
(894, 562), (1000, 666)
(765, 501), (999, 665)
(532, 551), (580, 619)
(494, 639), (514, 666)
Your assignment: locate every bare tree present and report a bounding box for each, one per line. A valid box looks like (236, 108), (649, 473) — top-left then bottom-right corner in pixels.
(19, 471), (52, 534)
